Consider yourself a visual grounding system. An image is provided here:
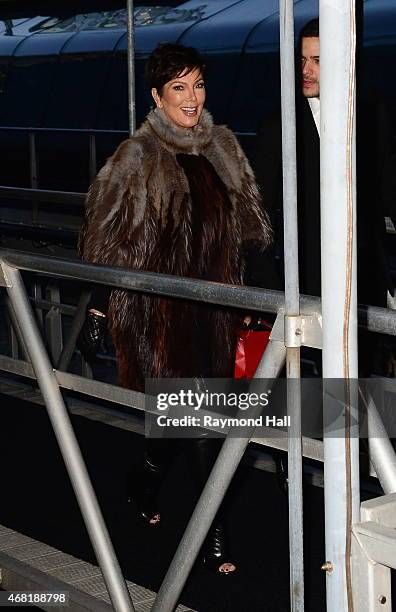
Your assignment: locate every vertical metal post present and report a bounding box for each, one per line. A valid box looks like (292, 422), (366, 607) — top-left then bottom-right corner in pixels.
(280, 1), (299, 315)
(152, 340), (287, 612)
(126, 0), (136, 137)
(89, 134), (97, 183)
(29, 132), (38, 189)
(2, 264), (134, 612)
(29, 131), (38, 224)
(320, 1), (360, 610)
(45, 284), (63, 364)
(33, 280), (44, 331)
(9, 320), (19, 359)
(279, 1), (304, 610)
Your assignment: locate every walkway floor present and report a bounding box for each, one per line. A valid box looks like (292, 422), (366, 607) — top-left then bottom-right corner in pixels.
(1, 393), (329, 611)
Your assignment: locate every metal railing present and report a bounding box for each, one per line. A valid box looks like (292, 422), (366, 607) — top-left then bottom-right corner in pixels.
(1, 249), (396, 610)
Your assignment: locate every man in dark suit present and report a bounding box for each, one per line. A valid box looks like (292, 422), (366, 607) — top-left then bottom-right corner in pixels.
(252, 17), (393, 309)
(251, 17), (396, 377)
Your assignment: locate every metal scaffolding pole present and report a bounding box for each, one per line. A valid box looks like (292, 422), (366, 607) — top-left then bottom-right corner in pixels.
(126, 0), (136, 136)
(279, 1), (304, 610)
(1, 264), (135, 612)
(319, 1), (360, 611)
(57, 289), (92, 371)
(152, 340), (287, 612)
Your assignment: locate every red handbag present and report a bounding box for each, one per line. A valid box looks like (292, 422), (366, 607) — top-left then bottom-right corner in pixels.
(234, 320), (272, 379)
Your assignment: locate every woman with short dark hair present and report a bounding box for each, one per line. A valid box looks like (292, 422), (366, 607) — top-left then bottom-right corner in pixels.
(145, 42), (206, 95)
(79, 42), (271, 574)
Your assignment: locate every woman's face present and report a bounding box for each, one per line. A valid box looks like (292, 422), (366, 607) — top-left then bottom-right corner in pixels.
(151, 68), (206, 129)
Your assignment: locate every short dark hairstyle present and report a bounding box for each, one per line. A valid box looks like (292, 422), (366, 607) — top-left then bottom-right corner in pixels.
(145, 43), (206, 95)
(300, 18), (319, 40)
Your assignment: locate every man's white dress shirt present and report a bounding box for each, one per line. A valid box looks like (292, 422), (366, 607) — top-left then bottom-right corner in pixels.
(308, 97), (320, 136)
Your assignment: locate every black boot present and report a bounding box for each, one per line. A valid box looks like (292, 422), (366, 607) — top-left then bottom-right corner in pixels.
(127, 456), (162, 525)
(202, 521), (236, 575)
(127, 440), (173, 526)
(274, 451), (289, 495)
(188, 438), (237, 574)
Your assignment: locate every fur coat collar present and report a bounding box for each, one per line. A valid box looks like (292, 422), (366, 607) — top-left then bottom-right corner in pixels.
(145, 107), (214, 154)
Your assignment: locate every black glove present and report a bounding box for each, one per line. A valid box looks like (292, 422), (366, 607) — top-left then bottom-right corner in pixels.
(77, 310), (107, 363)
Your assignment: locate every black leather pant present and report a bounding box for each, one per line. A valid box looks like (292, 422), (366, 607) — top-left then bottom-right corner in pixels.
(144, 436), (229, 523)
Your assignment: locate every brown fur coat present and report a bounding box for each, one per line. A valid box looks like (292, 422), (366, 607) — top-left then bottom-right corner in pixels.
(79, 108), (271, 390)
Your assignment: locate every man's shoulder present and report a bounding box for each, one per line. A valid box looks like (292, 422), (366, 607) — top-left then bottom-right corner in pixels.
(257, 98), (314, 134)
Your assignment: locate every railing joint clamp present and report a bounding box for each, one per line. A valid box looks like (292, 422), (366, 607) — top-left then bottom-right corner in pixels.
(284, 314), (303, 348)
(271, 310), (322, 349)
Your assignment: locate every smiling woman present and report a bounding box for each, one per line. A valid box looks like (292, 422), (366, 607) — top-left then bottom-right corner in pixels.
(151, 69), (206, 128)
(78, 42), (272, 576)
(146, 42), (207, 128)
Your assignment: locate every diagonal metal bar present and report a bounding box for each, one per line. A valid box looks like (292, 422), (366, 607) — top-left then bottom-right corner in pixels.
(364, 389), (396, 494)
(151, 340), (287, 612)
(1, 263), (134, 612)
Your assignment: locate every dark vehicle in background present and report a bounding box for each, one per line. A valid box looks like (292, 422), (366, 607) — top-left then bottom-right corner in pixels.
(0, 0), (395, 253)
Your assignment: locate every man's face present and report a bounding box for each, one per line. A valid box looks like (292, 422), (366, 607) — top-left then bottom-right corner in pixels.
(301, 36), (320, 98)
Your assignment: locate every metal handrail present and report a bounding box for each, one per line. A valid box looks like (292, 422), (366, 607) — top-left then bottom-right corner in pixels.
(1, 248), (395, 336)
(0, 125), (128, 135)
(0, 186), (85, 204)
(0, 124), (253, 138)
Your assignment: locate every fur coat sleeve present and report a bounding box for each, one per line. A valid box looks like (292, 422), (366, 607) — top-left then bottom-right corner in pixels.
(212, 125), (272, 249)
(78, 136), (154, 269)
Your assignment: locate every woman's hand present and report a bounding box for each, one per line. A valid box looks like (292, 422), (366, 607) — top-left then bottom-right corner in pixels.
(77, 309), (107, 363)
(242, 315), (272, 331)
